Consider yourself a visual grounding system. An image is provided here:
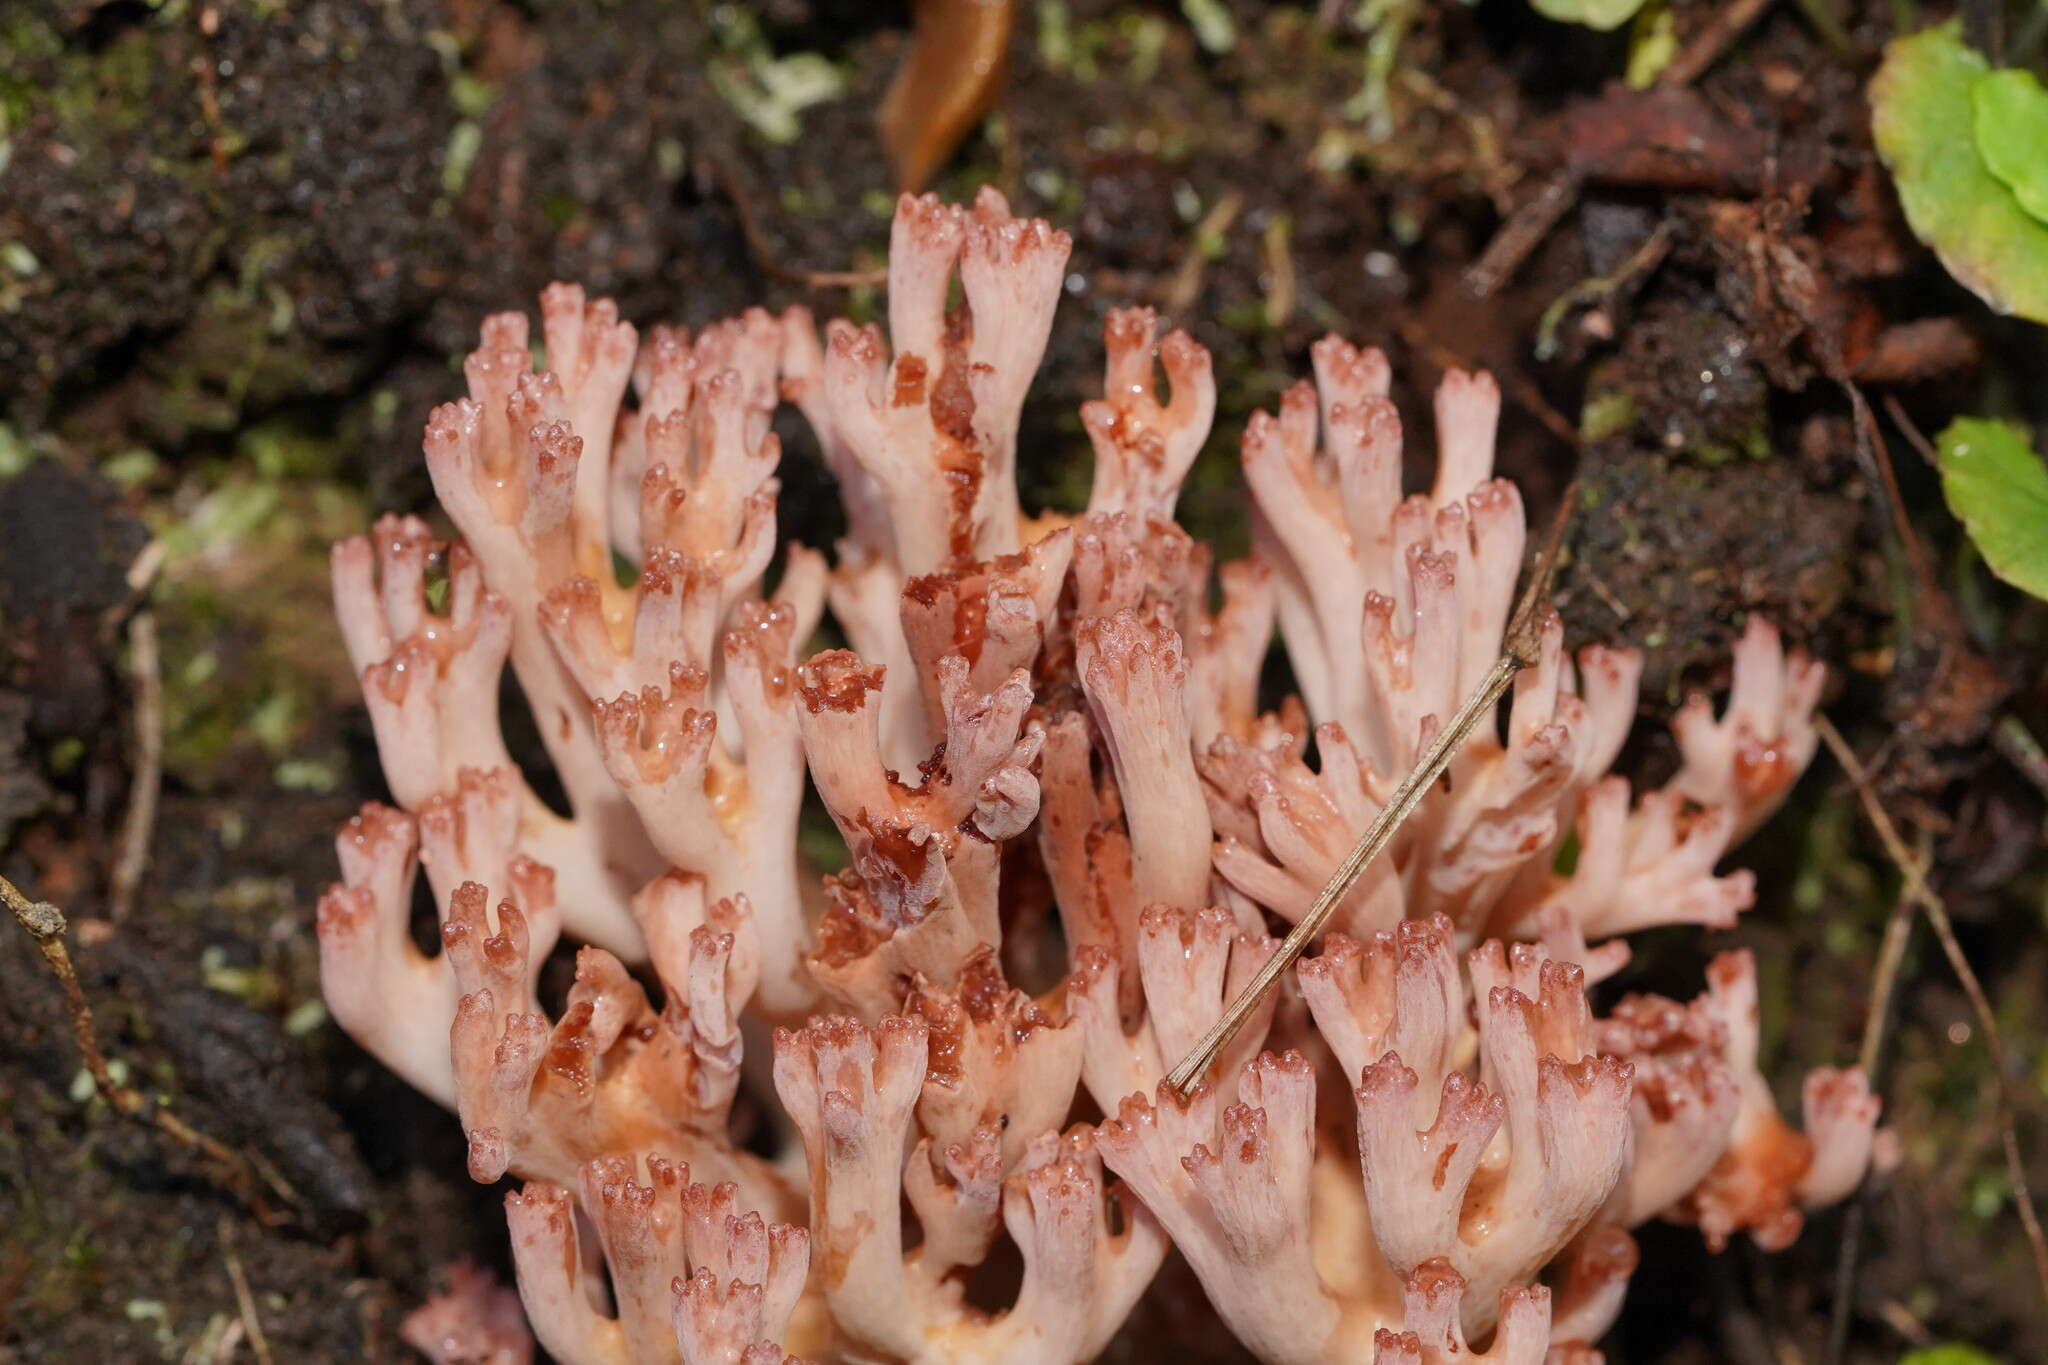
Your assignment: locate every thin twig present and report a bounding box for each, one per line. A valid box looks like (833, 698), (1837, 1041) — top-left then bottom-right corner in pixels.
(1815, 716), (2048, 1305)
(1824, 1114), (1870, 1359)
(1993, 717), (2048, 837)
(1880, 393), (1941, 468)
(1581, 565), (1634, 623)
(1401, 320), (1583, 451)
(1826, 833), (1925, 1365)
(1963, 0), (2005, 64)
(2016, 0), (2048, 64)
(193, 5), (231, 178)
(1167, 487), (1578, 1096)
(210, 1319), (247, 1365)
(0, 1243), (30, 1334)
(1786, 0), (1856, 52)
(1163, 192), (1244, 316)
(1533, 220), (1674, 362)
(111, 610), (163, 921)
(123, 538), (167, 602)
(1857, 837), (1927, 1083)
(1463, 170), (1579, 300)
(219, 1216), (275, 1365)
(1874, 1298), (1933, 1346)
(354, 1280), (390, 1365)
(1467, 0), (1822, 304)
(1260, 212), (1296, 329)
(1843, 378), (1933, 650)
(1847, 383), (1938, 599)
(1660, 0), (1781, 88)
(705, 156), (888, 290)
(1, 872), (297, 1223)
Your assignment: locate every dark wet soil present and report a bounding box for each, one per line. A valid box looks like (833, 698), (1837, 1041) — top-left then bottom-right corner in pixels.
(3, 1), (2046, 1361)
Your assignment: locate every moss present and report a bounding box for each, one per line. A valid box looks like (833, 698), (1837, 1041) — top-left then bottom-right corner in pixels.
(1581, 390), (1639, 441)
(1556, 438), (1862, 701)
(151, 461), (363, 786)
(2, 0), (453, 435)
(4, 4), (2043, 1357)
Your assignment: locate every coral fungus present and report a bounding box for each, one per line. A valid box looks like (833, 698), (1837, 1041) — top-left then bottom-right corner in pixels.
(319, 187), (1879, 1364)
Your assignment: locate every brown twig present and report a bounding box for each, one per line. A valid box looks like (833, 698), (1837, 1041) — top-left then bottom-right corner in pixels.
(705, 156), (889, 290)
(1167, 486), (1578, 1096)
(1466, 0), (1827, 301)
(219, 1215), (275, 1365)
(1963, 0), (2005, 64)
(1815, 715), (2048, 1306)
(1788, 0), (1856, 52)
(1401, 320), (1582, 451)
(1844, 379), (1940, 626)
(110, 610), (163, 921)
(1533, 219), (1674, 363)
(1857, 834), (1927, 1084)
(1826, 831), (1925, 1365)
(0, 1244), (31, 1335)
(193, 5), (231, 177)
(1162, 191), (1243, 316)
(1994, 716), (2048, 809)
(1580, 565), (1634, 623)
(352, 1281), (391, 1365)
(1260, 212), (1297, 329)
(208, 1318), (248, 1365)
(1462, 170), (1579, 300)
(1659, 0), (1782, 89)
(122, 537), (168, 605)
(1881, 392), (1941, 468)
(1, 872), (298, 1224)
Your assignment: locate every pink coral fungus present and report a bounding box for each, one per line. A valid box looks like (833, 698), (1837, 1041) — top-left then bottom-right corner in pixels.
(320, 187), (1877, 1364)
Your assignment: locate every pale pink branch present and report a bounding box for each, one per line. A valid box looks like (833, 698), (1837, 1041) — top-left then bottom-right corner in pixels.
(316, 805), (456, 1106)
(1186, 556), (1278, 747)
(1097, 1061), (1350, 1365)
(1371, 1258), (1554, 1365)
(503, 1183), (628, 1365)
(904, 949), (1084, 1168)
(1068, 905), (1276, 1110)
(1670, 951), (1879, 1251)
(1593, 992), (1740, 1227)
(1545, 1227), (1637, 1349)
(1205, 722), (1402, 936)
(333, 524), (516, 810)
(1668, 616), (1825, 837)
(1078, 610), (1212, 911)
(901, 528), (1072, 737)
(504, 1160), (808, 1365)
(1083, 308), (1216, 521)
(448, 884), (795, 1217)
(402, 1259), (534, 1365)
(1298, 915), (1463, 1095)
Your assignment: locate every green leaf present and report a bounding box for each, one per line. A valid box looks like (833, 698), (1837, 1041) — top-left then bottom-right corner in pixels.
(1181, 0), (1237, 53)
(1531, 0), (1648, 32)
(1625, 2), (1679, 87)
(1870, 23), (2048, 323)
(1899, 1347), (2001, 1365)
(1937, 417), (2048, 600)
(1973, 68), (2048, 225)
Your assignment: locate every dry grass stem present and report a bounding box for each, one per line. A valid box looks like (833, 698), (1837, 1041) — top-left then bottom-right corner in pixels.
(1, 871), (297, 1223)
(1167, 487), (1576, 1096)
(218, 1215), (275, 1365)
(111, 609), (163, 921)
(1815, 715), (2048, 1305)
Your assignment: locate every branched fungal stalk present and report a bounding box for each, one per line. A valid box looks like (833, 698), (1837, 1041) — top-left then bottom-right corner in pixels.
(1165, 488), (1575, 1097)
(319, 187), (1879, 1365)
